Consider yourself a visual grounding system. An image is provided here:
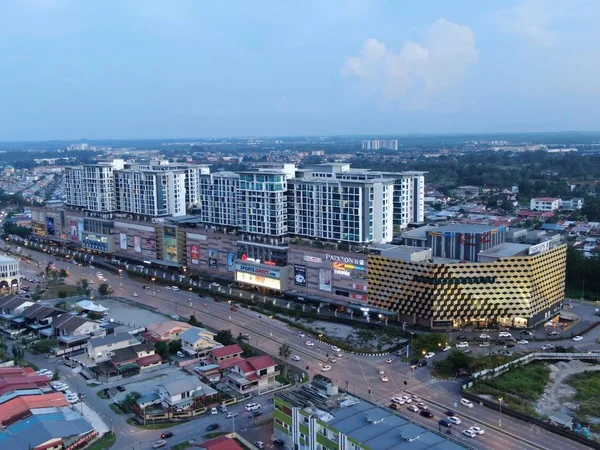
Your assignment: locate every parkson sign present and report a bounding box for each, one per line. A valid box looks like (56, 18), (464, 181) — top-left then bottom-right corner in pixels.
(325, 253), (366, 266)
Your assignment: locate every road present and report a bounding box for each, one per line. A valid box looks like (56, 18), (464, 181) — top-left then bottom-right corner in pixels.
(13, 245), (596, 450)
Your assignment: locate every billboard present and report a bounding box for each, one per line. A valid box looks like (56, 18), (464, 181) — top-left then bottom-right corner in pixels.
(294, 264), (306, 286)
(163, 226), (178, 263)
(134, 236), (142, 253)
(190, 245), (199, 265)
(46, 217), (55, 235)
(227, 253), (235, 272)
(119, 233), (128, 250)
(208, 248), (218, 268)
(69, 221), (79, 241)
(319, 268), (332, 292)
(235, 272), (281, 290)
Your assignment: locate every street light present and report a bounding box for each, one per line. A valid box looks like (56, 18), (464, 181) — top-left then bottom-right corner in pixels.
(498, 397), (503, 427)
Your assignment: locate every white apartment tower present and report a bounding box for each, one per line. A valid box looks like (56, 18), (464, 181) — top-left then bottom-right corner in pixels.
(197, 171), (240, 226)
(64, 159), (124, 213)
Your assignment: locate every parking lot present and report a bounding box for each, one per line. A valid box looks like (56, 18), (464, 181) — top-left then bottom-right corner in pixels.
(90, 298), (167, 329)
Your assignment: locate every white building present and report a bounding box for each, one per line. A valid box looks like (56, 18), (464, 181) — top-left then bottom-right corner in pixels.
(530, 197), (561, 212)
(561, 198), (584, 211)
(361, 139), (399, 150)
(0, 255), (19, 292)
(197, 171), (240, 227)
(64, 160), (124, 214)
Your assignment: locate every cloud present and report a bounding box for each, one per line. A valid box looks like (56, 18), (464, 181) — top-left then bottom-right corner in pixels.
(496, 0), (555, 47)
(341, 19), (477, 107)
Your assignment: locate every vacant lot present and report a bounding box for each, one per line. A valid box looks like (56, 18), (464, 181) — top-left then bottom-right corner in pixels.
(567, 370), (600, 423)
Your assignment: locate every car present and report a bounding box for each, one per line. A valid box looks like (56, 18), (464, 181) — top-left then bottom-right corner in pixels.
(210, 407), (219, 415)
(171, 286), (179, 291)
(255, 442), (265, 449)
(66, 395), (78, 404)
(230, 306), (237, 311)
(498, 332), (513, 338)
(321, 365), (331, 372)
(152, 440), (167, 449)
(517, 339), (529, 345)
(469, 426), (485, 435)
(385, 358), (394, 363)
(272, 439), (284, 447)
(291, 355), (301, 361)
(296, 332), (305, 337)
(456, 335), (469, 341)
(420, 410), (434, 418)
(410, 358), (419, 366)
(417, 360), (427, 367)
(160, 432), (174, 439)
(143, 285), (150, 290)
(447, 416), (461, 425)
(442, 345), (452, 352)
(165, 286), (172, 290)
(335, 353), (343, 358)
(541, 344), (555, 351)
(548, 330), (559, 337)
(479, 342), (490, 347)
(116, 385), (126, 392)
(132, 292), (138, 297)
(328, 357), (337, 363)
(460, 398), (474, 408)
(496, 340), (506, 346)
(226, 412), (238, 419)
(391, 397), (405, 404)
(245, 402), (261, 411)
(446, 409), (456, 416)
(479, 334), (491, 340)
(381, 376), (388, 382)
(330, 346), (341, 352)
(417, 402), (427, 409)
(218, 405), (228, 412)
(438, 418), (453, 428)
(424, 352), (435, 360)
(206, 423), (220, 431)
(407, 404), (419, 412)
(520, 330), (533, 336)
(390, 402), (402, 410)
(506, 342), (515, 348)
(456, 342), (469, 348)
(177, 351), (185, 358)
(378, 368), (385, 375)
(402, 395), (412, 403)
(306, 341), (314, 347)
(573, 336), (583, 341)
(462, 429), (477, 438)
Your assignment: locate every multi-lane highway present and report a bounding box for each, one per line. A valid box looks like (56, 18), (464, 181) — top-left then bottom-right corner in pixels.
(16, 246), (595, 450)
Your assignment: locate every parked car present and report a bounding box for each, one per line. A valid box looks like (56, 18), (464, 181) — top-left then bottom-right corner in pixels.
(330, 346), (341, 352)
(455, 342), (469, 348)
(479, 342), (490, 347)
(479, 334), (491, 340)
(517, 340), (529, 345)
(381, 376), (388, 382)
(498, 332), (513, 339)
(245, 402), (261, 411)
(226, 412), (238, 419)
(152, 440), (167, 448)
(255, 442), (265, 449)
(305, 341), (314, 347)
(417, 360), (428, 367)
(218, 405), (228, 412)
(385, 358), (394, 363)
(424, 352), (435, 360)
(321, 365), (332, 372)
(541, 344), (555, 351)
(456, 335), (470, 341)
(520, 330), (533, 336)
(291, 355), (301, 361)
(250, 411), (263, 418)
(442, 345), (451, 352)
(210, 407), (218, 415)
(272, 439), (284, 447)
(573, 336), (583, 342)
(390, 402), (402, 410)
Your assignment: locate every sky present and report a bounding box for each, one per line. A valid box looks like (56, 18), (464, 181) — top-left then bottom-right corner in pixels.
(1, 0), (600, 140)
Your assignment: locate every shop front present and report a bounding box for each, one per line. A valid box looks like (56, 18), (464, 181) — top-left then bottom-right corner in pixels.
(234, 261), (289, 291)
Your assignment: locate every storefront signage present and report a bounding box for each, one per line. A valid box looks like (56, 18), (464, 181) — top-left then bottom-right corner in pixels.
(326, 253), (365, 266)
(294, 264), (306, 286)
(413, 275), (495, 285)
(528, 240), (554, 256)
(334, 269), (351, 277)
(235, 272), (281, 290)
(235, 263), (280, 279)
(303, 255), (322, 263)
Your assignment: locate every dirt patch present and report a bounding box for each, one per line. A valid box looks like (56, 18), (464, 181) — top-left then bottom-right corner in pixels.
(535, 360), (600, 418)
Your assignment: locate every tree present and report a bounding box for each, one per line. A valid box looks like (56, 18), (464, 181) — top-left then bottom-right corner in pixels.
(76, 278), (89, 292)
(236, 332), (245, 345)
(55, 301), (68, 310)
(215, 329), (235, 346)
(155, 341), (169, 358)
(122, 391), (142, 410)
(278, 344), (292, 379)
(98, 283), (111, 296)
(59, 269), (68, 278)
(188, 315), (200, 326)
(168, 340), (182, 354)
(52, 369), (60, 381)
(57, 290), (68, 299)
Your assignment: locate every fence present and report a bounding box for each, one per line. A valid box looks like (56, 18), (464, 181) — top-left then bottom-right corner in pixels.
(464, 352), (600, 448)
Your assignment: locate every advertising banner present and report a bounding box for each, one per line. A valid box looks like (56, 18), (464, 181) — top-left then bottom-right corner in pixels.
(318, 268), (332, 292)
(145, 237), (154, 250)
(46, 217), (55, 236)
(77, 221), (84, 242)
(119, 233), (128, 250)
(227, 253), (235, 272)
(69, 221), (78, 241)
(294, 264), (306, 286)
(134, 236), (142, 253)
(190, 245), (199, 265)
(163, 226), (178, 262)
(208, 248), (218, 269)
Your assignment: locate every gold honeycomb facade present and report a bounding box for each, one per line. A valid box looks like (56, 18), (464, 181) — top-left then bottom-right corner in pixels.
(368, 245), (566, 327)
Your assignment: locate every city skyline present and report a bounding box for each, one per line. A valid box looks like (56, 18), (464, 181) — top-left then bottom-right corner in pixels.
(2, 0), (600, 140)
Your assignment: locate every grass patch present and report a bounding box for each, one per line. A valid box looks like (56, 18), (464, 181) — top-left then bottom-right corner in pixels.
(204, 432), (227, 439)
(87, 432), (116, 450)
(566, 371), (600, 421)
(41, 284), (82, 299)
(171, 442), (193, 450)
(97, 390), (109, 400)
(109, 403), (124, 415)
(467, 361), (550, 416)
(126, 419), (180, 429)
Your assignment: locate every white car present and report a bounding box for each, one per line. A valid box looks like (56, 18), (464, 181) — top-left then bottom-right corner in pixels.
(245, 403), (261, 411)
(171, 286), (179, 291)
(573, 336), (583, 342)
(392, 397), (405, 404)
(296, 332), (305, 337)
(462, 429), (476, 438)
(210, 407), (218, 415)
(291, 355), (301, 361)
(447, 416), (461, 425)
(385, 358), (394, 363)
(456, 342), (469, 348)
(424, 352), (435, 360)
(402, 395), (412, 403)
(498, 332), (513, 338)
(479, 334), (491, 340)
(407, 404), (419, 412)
(378, 368), (385, 375)
(460, 398), (474, 408)
(165, 286), (172, 290)
(321, 365), (331, 372)
(517, 339), (529, 345)
(381, 376), (388, 382)
(132, 292), (138, 297)
(417, 402), (427, 409)
(478, 342), (490, 347)
(469, 426), (485, 435)
(442, 345), (451, 352)
(335, 353), (343, 358)
(328, 358), (337, 363)
(305, 341), (314, 347)
(330, 346), (341, 352)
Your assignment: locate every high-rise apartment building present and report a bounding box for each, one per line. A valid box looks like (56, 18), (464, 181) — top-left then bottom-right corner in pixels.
(65, 160), (124, 214)
(361, 139), (399, 150)
(197, 171), (240, 227)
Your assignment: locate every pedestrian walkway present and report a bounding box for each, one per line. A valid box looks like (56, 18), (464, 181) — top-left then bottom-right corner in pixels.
(76, 402), (109, 434)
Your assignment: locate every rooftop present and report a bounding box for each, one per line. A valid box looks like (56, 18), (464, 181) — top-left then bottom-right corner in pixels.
(478, 242), (531, 259)
(0, 255), (17, 264)
(179, 326), (216, 344)
(89, 332), (136, 348)
(146, 320), (191, 338)
(277, 381), (466, 450)
(211, 344), (243, 359)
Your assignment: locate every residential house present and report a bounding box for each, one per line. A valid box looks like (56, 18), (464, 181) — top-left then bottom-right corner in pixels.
(198, 435), (244, 450)
(46, 313), (103, 347)
(179, 326), (221, 356)
(143, 320), (191, 343)
(87, 333), (140, 364)
(223, 355), (278, 394)
(157, 376), (217, 410)
(530, 197), (561, 212)
(0, 392), (68, 426)
(21, 304), (65, 331)
(0, 296), (34, 316)
(210, 344), (243, 364)
(110, 342), (161, 374)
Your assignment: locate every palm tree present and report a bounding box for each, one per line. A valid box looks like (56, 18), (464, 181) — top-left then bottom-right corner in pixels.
(278, 344), (292, 380)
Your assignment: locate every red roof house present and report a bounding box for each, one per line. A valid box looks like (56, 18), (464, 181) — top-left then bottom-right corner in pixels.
(222, 355), (278, 394)
(210, 345), (243, 363)
(197, 435), (243, 450)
